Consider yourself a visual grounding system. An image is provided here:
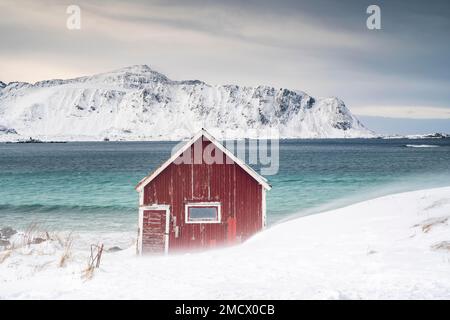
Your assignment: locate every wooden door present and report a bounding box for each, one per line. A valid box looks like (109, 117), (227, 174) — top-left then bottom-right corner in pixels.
(141, 209), (169, 254)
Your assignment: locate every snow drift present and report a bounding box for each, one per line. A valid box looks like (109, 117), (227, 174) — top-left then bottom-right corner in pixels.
(0, 65), (374, 141)
(1, 186), (450, 299)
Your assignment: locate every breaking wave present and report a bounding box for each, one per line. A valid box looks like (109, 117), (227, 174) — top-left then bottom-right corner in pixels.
(0, 203), (134, 215)
(0, 203), (136, 231)
(405, 144), (439, 148)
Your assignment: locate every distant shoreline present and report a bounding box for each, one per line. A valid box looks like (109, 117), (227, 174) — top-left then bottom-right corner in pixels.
(1, 133), (449, 143)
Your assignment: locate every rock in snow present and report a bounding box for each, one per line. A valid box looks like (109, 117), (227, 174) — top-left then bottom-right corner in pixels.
(0, 65), (374, 141)
(0, 227), (17, 240)
(0, 125), (17, 135)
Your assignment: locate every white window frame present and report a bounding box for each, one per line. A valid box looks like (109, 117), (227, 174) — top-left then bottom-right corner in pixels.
(185, 202), (221, 224)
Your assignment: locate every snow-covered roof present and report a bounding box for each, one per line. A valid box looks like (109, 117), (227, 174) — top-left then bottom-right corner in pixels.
(135, 128), (271, 192)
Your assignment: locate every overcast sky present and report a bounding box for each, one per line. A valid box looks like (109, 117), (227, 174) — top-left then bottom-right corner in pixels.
(1, 0), (449, 133)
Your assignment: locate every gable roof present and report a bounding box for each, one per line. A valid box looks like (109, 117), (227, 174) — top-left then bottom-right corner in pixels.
(135, 128), (271, 192)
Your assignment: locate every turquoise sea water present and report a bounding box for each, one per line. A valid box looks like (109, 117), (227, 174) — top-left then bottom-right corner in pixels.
(1, 139), (450, 232)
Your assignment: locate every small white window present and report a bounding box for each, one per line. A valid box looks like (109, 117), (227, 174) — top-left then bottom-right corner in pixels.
(185, 202), (221, 224)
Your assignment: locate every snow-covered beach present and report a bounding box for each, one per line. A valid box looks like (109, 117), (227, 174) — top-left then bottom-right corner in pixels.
(1, 186), (450, 300)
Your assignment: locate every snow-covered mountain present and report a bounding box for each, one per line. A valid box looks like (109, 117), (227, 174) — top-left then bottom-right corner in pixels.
(0, 65), (374, 141)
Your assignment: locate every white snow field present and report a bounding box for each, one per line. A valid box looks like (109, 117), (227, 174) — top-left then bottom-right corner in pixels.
(1, 186), (450, 299)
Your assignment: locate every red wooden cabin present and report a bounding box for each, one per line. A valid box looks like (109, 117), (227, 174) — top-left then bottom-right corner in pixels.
(135, 129), (271, 254)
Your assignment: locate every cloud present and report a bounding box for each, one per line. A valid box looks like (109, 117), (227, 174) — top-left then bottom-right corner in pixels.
(354, 105), (450, 119)
(0, 0), (449, 124)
